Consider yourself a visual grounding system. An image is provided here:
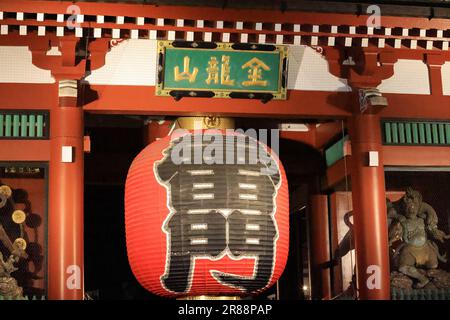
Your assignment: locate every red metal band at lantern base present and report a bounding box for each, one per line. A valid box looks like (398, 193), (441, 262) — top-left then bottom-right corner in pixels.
(349, 114), (390, 300)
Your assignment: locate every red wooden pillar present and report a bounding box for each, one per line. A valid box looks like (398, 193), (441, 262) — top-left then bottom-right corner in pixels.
(28, 37), (108, 300)
(48, 80), (84, 300)
(348, 112), (390, 300)
(309, 195), (332, 300)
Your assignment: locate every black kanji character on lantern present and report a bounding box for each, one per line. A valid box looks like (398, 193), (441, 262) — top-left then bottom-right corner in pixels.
(155, 133), (281, 294)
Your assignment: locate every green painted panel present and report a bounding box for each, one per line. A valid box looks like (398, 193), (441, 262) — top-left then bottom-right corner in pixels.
(163, 47), (281, 92)
(391, 123), (399, 143)
(425, 123), (432, 144)
(36, 115), (44, 137)
(157, 41), (288, 99)
(412, 123), (419, 144)
(438, 124), (446, 144)
(20, 115), (28, 137)
(405, 123), (412, 144)
(4, 115), (12, 137)
(419, 123), (426, 144)
(446, 124), (450, 144)
(0, 112), (47, 139)
(12, 115), (20, 137)
(325, 136), (348, 167)
(384, 122), (392, 143)
(28, 115), (36, 137)
(431, 123), (439, 144)
(384, 120), (450, 145)
(398, 123), (405, 143)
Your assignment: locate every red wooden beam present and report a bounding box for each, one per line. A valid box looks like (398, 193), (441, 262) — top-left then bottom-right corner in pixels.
(0, 84), (57, 109)
(0, 140), (50, 161)
(279, 130), (316, 148)
(82, 86), (450, 120)
(0, 34), (60, 46)
(280, 122), (345, 150)
(383, 145), (450, 167)
(380, 93), (450, 119)
(315, 121), (345, 149)
(1, 84), (448, 120)
(325, 155), (351, 189)
(324, 146), (450, 189)
(82, 85), (352, 118)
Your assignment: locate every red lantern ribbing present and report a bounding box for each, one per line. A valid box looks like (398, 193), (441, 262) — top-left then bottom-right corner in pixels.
(125, 130), (289, 297)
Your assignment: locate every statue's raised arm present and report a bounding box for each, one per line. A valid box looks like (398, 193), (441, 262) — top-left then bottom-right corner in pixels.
(421, 202), (450, 243)
(413, 191), (450, 243)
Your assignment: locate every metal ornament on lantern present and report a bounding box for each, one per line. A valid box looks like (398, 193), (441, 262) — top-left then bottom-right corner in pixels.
(125, 117), (289, 299)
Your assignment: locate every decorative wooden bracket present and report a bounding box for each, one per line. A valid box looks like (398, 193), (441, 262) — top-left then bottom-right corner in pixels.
(323, 47), (398, 89)
(28, 37), (110, 80)
(323, 47), (398, 114)
(425, 53), (445, 96)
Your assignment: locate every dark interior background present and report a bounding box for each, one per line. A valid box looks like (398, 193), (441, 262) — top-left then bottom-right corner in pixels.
(84, 116), (160, 299)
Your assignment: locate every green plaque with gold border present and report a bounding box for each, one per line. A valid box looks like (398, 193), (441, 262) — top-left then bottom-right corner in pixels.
(156, 41), (288, 101)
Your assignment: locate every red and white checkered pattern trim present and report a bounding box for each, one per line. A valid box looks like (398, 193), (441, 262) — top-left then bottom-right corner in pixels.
(0, 11), (449, 50)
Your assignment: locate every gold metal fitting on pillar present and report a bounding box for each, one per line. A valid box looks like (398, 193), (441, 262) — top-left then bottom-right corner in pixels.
(358, 88), (387, 114)
(175, 116), (235, 130)
(58, 80), (78, 98)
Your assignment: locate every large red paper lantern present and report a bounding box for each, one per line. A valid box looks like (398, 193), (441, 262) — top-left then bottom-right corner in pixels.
(125, 130), (289, 297)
